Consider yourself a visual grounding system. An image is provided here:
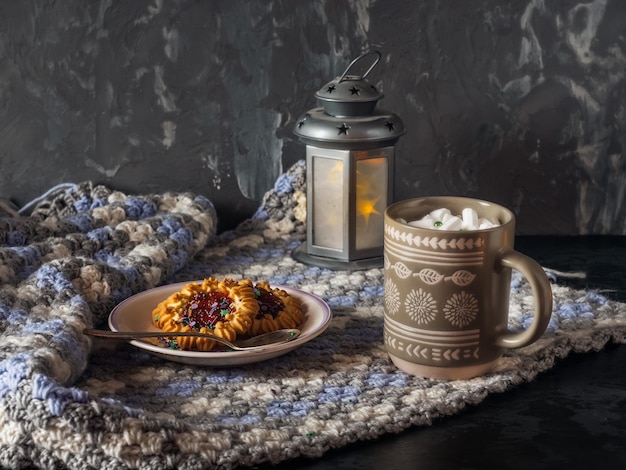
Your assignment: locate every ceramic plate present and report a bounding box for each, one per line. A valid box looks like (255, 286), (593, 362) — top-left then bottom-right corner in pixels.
(108, 281), (332, 366)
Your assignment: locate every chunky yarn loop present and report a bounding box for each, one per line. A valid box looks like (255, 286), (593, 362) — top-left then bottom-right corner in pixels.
(1, 161), (625, 469)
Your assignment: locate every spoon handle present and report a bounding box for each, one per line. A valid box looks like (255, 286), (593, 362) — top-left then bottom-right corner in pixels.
(82, 328), (301, 350)
(83, 328), (241, 349)
(84, 329), (225, 340)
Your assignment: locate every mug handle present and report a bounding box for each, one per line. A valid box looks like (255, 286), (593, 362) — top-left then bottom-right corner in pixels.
(494, 249), (553, 349)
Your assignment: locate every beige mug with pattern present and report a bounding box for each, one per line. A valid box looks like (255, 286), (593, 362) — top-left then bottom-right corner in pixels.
(383, 196), (552, 380)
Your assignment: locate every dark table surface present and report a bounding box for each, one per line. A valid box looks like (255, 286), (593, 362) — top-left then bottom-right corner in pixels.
(254, 236), (626, 470)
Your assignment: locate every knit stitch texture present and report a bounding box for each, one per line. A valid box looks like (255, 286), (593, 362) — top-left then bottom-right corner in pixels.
(0, 161), (625, 469)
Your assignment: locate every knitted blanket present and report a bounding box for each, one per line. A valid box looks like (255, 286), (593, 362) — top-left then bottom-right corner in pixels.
(1, 161), (625, 470)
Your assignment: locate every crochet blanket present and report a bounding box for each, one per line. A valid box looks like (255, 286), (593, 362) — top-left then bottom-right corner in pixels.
(1, 161), (625, 470)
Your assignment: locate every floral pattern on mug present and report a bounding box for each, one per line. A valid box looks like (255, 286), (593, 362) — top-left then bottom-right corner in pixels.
(406, 288), (438, 324)
(384, 278), (401, 315)
(443, 291), (479, 327)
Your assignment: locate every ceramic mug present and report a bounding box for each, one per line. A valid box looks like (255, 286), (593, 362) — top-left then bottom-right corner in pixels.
(383, 196), (553, 380)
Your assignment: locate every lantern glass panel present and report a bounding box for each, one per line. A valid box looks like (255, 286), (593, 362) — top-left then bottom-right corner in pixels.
(355, 153), (388, 250)
(312, 156), (345, 250)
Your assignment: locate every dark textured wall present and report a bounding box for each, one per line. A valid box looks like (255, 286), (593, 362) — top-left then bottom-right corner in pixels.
(0, 0), (624, 234)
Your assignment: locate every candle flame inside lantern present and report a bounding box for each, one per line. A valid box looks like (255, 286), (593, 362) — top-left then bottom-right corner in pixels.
(310, 149), (390, 255)
(355, 156), (387, 250)
(356, 195), (381, 224)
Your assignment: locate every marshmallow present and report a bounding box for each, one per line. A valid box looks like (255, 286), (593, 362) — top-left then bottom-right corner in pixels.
(429, 208), (452, 221)
(404, 207), (501, 231)
(477, 218), (499, 229)
(408, 217), (436, 228)
(462, 208), (478, 230)
(440, 216), (462, 230)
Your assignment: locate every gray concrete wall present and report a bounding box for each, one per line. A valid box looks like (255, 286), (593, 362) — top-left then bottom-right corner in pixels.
(0, 0), (624, 234)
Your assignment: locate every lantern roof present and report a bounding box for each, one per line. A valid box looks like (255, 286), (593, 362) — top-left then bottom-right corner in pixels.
(294, 51), (405, 148)
(315, 51), (383, 117)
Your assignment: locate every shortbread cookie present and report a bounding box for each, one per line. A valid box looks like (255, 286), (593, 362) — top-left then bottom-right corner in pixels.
(240, 280), (304, 336)
(152, 277), (258, 351)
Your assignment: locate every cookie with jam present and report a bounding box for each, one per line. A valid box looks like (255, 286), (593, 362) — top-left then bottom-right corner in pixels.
(240, 280), (304, 336)
(152, 277), (258, 351)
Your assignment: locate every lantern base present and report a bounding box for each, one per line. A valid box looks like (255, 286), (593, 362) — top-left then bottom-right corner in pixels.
(291, 244), (383, 271)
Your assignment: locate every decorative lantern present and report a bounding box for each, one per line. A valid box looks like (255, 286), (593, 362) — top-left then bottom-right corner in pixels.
(292, 51), (405, 269)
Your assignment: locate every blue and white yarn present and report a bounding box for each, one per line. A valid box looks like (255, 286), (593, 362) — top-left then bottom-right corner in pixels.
(0, 185), (216, 425)
(0, 162), (625, 469)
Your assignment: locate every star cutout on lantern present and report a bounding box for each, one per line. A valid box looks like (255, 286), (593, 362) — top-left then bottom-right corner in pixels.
(385, 120), (395, 131)
(297, 119), (306, 129)
(350, 86), (360, 95)
(326, 85), (336, 93)
(337, 123), (350, 135)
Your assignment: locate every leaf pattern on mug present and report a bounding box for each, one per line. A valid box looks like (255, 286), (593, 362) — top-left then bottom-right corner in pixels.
(387, 227), (485, 250)
(414, 268), (445, 285)
(391, 261), (412, 279)
(444, 270), (476, 286)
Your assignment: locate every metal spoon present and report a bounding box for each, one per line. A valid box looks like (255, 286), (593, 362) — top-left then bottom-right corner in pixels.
(83, 328), (301, 351)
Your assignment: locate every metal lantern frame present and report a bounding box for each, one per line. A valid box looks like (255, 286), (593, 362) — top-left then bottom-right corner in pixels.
(292, 51), (405, 270)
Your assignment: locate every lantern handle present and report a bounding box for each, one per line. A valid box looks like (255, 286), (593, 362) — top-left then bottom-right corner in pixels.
(338, 51), (382, 83)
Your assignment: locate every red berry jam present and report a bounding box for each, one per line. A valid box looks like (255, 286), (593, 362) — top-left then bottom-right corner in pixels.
(254, 286), (284, 319)
(180, 292), (233, 330)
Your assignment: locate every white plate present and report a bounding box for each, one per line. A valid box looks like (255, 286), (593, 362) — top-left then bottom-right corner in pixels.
(108, 281), (332, 366)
